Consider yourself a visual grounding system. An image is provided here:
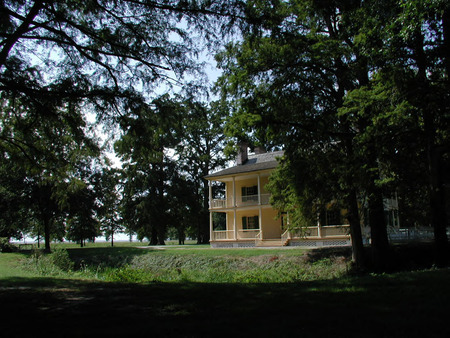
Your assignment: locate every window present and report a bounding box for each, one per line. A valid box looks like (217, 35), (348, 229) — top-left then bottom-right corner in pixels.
(242, 185), (258, 202)
(242, 216), (259, 230)
(325, 209), (342, 226)
(319, 205), (343, 226)
(213, 212), (226, 230)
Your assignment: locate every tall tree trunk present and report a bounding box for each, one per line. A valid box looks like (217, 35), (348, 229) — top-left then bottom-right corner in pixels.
(197, 178), (210, 244)
(149, 226), (158, 245)
(414, 26), (449, 266)
(157, 218), (166, 245)
(43, 216), (51, 253)
(368, 189), (390, 271)
(346, 189), (366, 270)
(429, 146), (449, 267)
(366, 149), (390, 271)
(431, 7), (450, 267)
(342, 134), (366, 270)
(443, 8), (450, 79)
(202, 178), (210, 244)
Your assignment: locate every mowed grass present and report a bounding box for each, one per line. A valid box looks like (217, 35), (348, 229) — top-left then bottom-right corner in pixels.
(1, 242), (450, 337)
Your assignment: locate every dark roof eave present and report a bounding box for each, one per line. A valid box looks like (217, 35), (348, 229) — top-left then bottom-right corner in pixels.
(204, 162), (278, 180)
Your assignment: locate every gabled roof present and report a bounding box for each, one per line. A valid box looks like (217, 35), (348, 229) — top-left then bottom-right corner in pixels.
(205, 151), (284, 179)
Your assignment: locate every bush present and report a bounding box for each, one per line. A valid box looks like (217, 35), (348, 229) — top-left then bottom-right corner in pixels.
(51, 247), (74, 272)
(0, 238), (17, 253)
(25, 247), (74, 276)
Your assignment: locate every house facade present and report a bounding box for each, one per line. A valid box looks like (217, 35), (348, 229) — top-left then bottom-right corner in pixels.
(205, 145), (353, 248)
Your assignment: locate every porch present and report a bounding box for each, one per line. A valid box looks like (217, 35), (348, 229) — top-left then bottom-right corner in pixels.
(210, 194), (271, 209)
(210, 224), (351, 248)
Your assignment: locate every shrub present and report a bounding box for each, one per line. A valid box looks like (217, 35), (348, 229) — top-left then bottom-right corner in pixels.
(25, 248), (74, 276)
(51, 247), (74, 272)
(0, 238), (17, 253)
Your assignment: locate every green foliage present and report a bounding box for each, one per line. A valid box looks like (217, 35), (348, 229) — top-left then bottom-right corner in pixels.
(217, 0), (450, 268)
(1, 0), (242, 249)
(50, 247), (75, 272)
(27, 248), (74, 276)
(79, 252), (349, 283)
(0, 237), (17, 253)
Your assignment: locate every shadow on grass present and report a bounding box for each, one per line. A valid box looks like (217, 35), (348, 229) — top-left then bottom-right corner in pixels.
(2, 269), (450, 337)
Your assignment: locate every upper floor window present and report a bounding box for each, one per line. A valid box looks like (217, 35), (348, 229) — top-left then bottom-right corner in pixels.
(242, 185), (258, 202)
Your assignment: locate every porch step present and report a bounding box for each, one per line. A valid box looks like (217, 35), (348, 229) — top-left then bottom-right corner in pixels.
(256, 239), (284, 247)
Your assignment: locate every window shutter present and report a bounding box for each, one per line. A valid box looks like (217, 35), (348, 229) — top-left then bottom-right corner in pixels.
(242, 216), (247, 229)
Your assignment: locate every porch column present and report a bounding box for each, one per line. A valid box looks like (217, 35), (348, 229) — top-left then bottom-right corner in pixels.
(210, 210), (213, 241)
(259, 207), (262, 238)
(209, 180), (213, 241)
(234, 209), (237, 240)
(232, 177), (236, 207)
(208, 180), (212, 208)
(257, 174), (261, 205)
(317, 212), (322, 238)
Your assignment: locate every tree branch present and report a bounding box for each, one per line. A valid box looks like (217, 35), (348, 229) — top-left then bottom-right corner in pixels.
(0, 0), (44, 69)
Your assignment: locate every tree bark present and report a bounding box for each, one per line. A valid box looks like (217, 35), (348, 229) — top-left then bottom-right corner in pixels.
(43, 216), (51, 253)
(368, 189), (390, 271)
(346, 189), (366, 270)
(149, 227), (158, 245)
(365, 148), (390, 271)
(0, 1), (44, 69)
(429, 146), (449, 267)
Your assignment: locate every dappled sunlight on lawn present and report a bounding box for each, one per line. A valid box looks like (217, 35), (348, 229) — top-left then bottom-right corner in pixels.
(2, 269), (450, 337)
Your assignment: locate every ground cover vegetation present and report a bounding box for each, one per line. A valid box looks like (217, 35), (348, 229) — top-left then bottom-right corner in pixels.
(1, 244), (450, 337)
(3, 244), (347, 283)
(0, 0), (449, 274)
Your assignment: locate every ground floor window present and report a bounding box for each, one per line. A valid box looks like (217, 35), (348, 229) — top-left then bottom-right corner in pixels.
(242, 215), (259, 230)
(213, 212), (226, 230)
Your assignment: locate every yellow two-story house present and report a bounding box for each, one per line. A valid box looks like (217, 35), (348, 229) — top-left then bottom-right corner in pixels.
(205, 145), (352, 248)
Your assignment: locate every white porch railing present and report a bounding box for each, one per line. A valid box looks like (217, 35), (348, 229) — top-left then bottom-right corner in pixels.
(211, 199), (227, 209)
(255, 230), (262, 246)
(320, 225), (350, 237)
(238, 229), (260, 239)
(240, 194), (270, 206)
(212, 230), (234, 241)
(283, 225), (350, 239)
(210, 194), (271, 209)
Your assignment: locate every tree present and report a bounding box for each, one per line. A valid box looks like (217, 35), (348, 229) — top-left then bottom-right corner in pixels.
(115, 94), (182, 245)
(216, 0), (378, 269)
(95, 168), (124, 247)
(1, 0), (244, 248)
(218, 0), (450, 269)
(0, 146), (31, 239)
(0, 82), (100, 251)
(176, 99), (229, 244)
(339, 0), (450, 266)
(0, 0), (245, 126)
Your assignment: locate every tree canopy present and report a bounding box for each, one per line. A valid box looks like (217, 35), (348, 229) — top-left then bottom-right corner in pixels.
(217, 0), (450, 269)
(1, 0), (240, 248)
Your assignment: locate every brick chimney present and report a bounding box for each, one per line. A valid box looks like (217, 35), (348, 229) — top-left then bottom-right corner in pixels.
(236, 142), (248, 165)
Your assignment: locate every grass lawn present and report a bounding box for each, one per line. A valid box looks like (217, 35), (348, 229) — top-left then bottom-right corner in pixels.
(1, 243), (450, 337)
